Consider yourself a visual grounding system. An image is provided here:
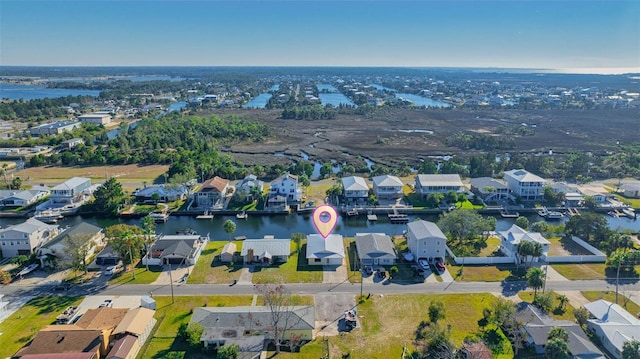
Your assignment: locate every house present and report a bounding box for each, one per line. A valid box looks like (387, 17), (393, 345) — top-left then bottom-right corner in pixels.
(372, 175), (404, 200)
(414, 174), (464, 199)
(109, 307), (157, 359)
(504, 169), (546, 201)
(189, 305), (315, 356)
(50, 177), (92, 205)
(234, 174), (264, 202)
(581, 189), (609, 203)
(0, 188), (50, 208)
(341, 176), (369, 202)
(517, 304), (605, 358)
(240, 237), (291, 264)
(584, 299), (640, 359)
(0, 218), (58, 258)
(142, 233), (208, 266)
(196, 176), (229, 209)
(29, 121), (81, 136)
(469, 177), (510, 203)
(354, 233), (396, 266)
(135, 185), (187, 203)
(306, 234), (345, 265)
(268, 173), (302, 206)
(37, 222), (104, 268)
(458, 341), (494, 359)
(75, 307), (130, 357)
(95, 243), (121, 266)
(220, 242), (237, 263)
(78, 113), (112, 125)
(60, 138), (85, 150)
(620, 183), (640, 199)
(499, 224), (549, 261)
(13, 327), (103, 358)
(406, 220), (447, 263)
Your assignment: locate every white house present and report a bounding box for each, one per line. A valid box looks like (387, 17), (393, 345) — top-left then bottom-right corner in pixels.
(355, 233), (396, 266)
(240, 237), (291, 264)
(406, 220), (447, 262)
(0, 218), (58, 258)
(37, 222), (104, 268)
(78, 113), (112, 125)
(372, 175), (404, 200)
(60, 138), (85, 150)
(0, 188), (50, 208)
(584, 299), (640, 359)
(503, 169), (546, 201)
(29, 121), (81, 136)
(499, 224), (550, 261)
(414, 174), (464, 199)
(341, 176), (369, 201)
(268, 173), (302, 209)
(196, 176), (229, 208)
(234, 174), (264, 202)
(220, 242), (237, 263)
(620, 183), (640, 199)
(306, 234), (345, 265)
(50, 177), (92, 205)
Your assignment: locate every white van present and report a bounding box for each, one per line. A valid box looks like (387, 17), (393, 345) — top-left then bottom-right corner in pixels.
(105, 263), (123, 275)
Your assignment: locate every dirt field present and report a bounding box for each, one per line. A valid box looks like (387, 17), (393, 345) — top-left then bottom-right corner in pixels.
(211, 107), (639, 168)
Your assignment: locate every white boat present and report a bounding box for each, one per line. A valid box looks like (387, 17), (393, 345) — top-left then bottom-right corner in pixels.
(622, 208), (636, 219)
(34, 211), (63, 224)
(236, 211), (247, 219)
(196, 211), (214, 220)
(545, 211), (565, 220)
(150, 211), (169, 223)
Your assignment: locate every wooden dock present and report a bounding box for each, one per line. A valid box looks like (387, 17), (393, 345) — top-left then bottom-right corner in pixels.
(367, 213), (378, 221)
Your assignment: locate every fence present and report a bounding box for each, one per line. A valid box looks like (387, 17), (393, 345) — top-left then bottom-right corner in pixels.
(445, 246), (515, 265)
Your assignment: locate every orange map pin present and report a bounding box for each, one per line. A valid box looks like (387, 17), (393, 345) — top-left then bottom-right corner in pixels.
(312, 204), (338, 239)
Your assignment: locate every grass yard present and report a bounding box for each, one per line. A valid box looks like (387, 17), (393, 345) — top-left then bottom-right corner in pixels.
(138, 295), (253, 359)
(582, 291), (640, 315)
(547, 236), (593, 256)
(305, 180), (334, 204)
(108, 264), (163, 285)
(188, 241), (243, 284)
(478, 236), (502, 257)
(252, 242), (323, 284)
(518, 291), (576, 321)
(0, 295), (83, 359)
(344, 237), (363, 283)
(551, 263), (607, 280)
(451, 264), (527, 282)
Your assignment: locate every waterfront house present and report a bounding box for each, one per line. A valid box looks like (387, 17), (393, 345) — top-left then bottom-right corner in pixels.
(135, 185), (187, 203)
(354, 233), (396, 266)
(0, 218), (58, 258)
(620, 182), (640, 199)
(580, 189), (609, 204)
(372, 175), (404, 200)
(142, 233), (208, 266)
(95, 243), (121, 266)
(37, 222), (104, 268)
(306, 234), (345, 265)
(0, 187), (50, 208)
(196, 176), (229, 209)
(78, 113), (112, 125)
(341, 176), (369, 202)
(469, 177), (510, 203)
(516, 304), (604, 358)
(414, 174), (464, 199)
(269, 173), (302, 202)
(29, 121), (81, 136)
(50, 177), (92, 205)
(503, 169), (546, 201)
(499, 224), (549, 261)
(240, 237), (291, 264)
(234, 174), (264, 202)
(60, 138), (85, 150)
(189, 305), (315, 356)
(406, 220), (447, 263)
(584, 299), (640, 359)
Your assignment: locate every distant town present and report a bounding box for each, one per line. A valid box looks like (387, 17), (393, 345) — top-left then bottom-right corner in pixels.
(0, 67), (638, 359)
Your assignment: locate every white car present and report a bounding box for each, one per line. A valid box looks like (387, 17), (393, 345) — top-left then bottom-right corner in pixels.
(105, 264), (122, 275)
(418, 259), (429, 270)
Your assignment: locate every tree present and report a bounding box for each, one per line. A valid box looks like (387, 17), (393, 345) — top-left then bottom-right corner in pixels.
(105, 224), (144, 278)
(534, 290), (555, 312)
(0, 270), (11, 285)
(565, 212), (609, 242)
(141, 215), (156, 271)
(11, 177), (22, 190)
(255, 284), (308, 354)
(530, 221), (549, 233)
(515, 216), (529, 230)
(574, 306), (590, 326)
(10, 255), (28, 266)
(437, 209), (496, 243)
(414, 322), (455, 359)
(223, 219), (236, 241)
(428, 300), (446, 324)
(546, 327), (569, 359)
(90, 177), (126, 217)
(291, 233), (305, 254)
(64, 233), (93, 275)
(622, 340), (640, 359)
(557, 294), (568, 310)
(185, 322), (204, 347)
(217, 344), (239, 359)
(526, 267), (545, 298)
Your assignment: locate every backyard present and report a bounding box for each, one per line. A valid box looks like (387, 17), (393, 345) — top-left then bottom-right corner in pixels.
(188, 241), (243, 284)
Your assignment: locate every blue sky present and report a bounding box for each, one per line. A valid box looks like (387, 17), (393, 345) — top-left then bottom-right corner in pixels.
(1, 0), (638, 72)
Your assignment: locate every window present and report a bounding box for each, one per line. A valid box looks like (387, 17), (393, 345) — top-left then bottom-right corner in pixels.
(314, 258), (321, 263)
(437, 241), (440, 245)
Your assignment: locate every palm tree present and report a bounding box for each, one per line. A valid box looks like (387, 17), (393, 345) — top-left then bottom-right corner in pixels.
(526, 267), (545, 299)
(557, 294), (568, 310)
(223, 219), (236, 241)
(141, 215), (156, 271)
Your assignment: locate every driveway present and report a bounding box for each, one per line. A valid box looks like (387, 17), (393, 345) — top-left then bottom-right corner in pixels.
(322, 259), (348, 284)
(237, 265), (254, 285)
(313, 293), (356, 337)
(152, 265), (192, 285)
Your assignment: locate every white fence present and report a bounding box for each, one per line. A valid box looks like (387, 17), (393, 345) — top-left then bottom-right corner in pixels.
(445, 246), (515, 265)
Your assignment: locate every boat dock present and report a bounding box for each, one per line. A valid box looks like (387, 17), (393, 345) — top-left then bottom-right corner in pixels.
(196, 211), (213, 220)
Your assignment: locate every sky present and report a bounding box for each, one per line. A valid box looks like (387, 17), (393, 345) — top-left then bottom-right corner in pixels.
(1, 0), (639, 73)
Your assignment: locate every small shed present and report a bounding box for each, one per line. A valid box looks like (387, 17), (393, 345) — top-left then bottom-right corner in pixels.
(220, 242), (237, 263)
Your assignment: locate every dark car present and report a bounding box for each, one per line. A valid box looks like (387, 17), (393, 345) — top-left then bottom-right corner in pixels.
(52, 283), (72, 291)
(363, 266), (373, 275)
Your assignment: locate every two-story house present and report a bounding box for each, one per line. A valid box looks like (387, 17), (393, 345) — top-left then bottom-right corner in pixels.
(50, 177), (92, 205)
(0, 218), (58, 257)
(341, 176), (369, 202)
(267, 173), (302, 208)
(406, 220), (447, 262)
(234, 174), (264, 202)
(470, 177), (510, 203)
(414, 174), (464, 199)
(372, 175), (404, 200)
(196, 176), (230, 209)
(37, 222), (104, 268)
(499, 224), (550, 261)
(503, 169), (546, 201)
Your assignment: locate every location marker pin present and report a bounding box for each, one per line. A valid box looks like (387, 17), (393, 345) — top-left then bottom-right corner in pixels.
(312, 204), (338, 239)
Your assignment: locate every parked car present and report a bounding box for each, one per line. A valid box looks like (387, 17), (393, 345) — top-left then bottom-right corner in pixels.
(52, 282), (72, 291)
(105, 263), (123, 275)
(363, 266), (373, 275)
(98, 299), (113, 308)
(418, 258), (429, 270)
(435, 258), (445, 272)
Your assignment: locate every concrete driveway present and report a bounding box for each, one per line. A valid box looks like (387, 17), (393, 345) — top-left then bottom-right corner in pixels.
(313, 293), (356, 337)
(322, 259), (348, 284)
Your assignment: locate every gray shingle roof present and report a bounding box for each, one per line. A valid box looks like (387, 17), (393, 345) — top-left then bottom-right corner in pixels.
(355, 233), (396, 260)
(407, 220), (446, 240)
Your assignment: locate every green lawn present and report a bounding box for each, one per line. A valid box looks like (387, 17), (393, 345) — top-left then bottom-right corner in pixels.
(251, 242), (323, 284)
(582, 291), (640, 315)
(547, 236), (593, 256)
(0, 296), (83, 358)
(451, 264), (527, 282)
(344, 237), (363, 283)
(188, 241), (243, 284)
(109, 264), (163, 285)
(138, 295), (253, 359)
(518, 291), (576, 321)
(551, 263), (607, 280)
(478, 236), (502, 257)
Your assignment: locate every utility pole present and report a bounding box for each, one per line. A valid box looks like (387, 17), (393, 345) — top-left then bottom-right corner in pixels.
(168, 262), (174, 304)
